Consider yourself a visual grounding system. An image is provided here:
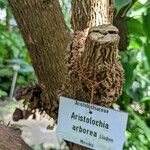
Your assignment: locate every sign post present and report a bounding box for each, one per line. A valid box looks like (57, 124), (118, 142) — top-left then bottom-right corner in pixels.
(57, 96), (128, 150)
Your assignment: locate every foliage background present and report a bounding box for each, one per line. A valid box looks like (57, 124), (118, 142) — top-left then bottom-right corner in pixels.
(0, 0), (36, 99)
(0, 0), (150, 150)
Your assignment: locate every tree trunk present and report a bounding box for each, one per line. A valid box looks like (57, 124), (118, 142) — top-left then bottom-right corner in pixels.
(62, 0), (124, 149)
(0, 124), (32, 150)
(8, 0), (71, 119)
(71, 0), (114, 31)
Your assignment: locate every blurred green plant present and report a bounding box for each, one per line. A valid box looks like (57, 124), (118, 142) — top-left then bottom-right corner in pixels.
(0, 1), (36, 99)
(117, 0), (150, 149)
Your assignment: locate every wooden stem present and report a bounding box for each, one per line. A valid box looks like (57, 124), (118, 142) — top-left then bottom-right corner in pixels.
(0, 124), (31, 150)
(71, 0), (114, 31)
(63, 25), (124, 150)
(8, 0), (71, 119)
(63, 1), (124, 149)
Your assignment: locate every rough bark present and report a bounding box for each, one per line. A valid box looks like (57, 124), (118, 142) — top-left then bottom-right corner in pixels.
(63, 24), (124, 150)
(8, 0), (71, 119)
(0, 124), (32, 150)
(61, 1), (124, 149)
(71, 0), (114, 31)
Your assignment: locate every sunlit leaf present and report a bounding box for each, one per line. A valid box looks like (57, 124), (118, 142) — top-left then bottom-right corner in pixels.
(140, 96), (150, 103)
(0, 68), (13, 77)
(128, 107), (150, 141)
(128, 17), (145, 36)
(0, 0), (8, 8)
(0, 89), (7, 97)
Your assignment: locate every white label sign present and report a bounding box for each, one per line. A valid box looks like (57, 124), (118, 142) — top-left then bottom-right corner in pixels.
(57, 96), (128, 150)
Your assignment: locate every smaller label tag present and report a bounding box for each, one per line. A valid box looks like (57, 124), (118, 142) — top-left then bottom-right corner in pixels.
(57, 96), (128, 150)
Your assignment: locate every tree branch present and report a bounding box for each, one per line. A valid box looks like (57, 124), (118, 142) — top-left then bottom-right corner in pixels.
(71, 0), (114, 31)
(61, 1), (124, 149)
(8, 0), (71, 119)
(0, 124), (32, 150)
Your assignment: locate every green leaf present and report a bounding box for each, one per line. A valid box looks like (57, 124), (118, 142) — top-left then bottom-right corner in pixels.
(128, 17), (145, 36)
(16, 76), (26, 85)
(0, 89), (7, 98)
(128, 35), (143, 49)
(131, 1), (144, 11)
(115, 0), (132, 13)
(122, 63), (134, 91)
(0, 82), (11, 91)
(140, 96), (150, 103)
(0, 24), (6, 30)
(143, 7), (150, 40)
(128, 107), (150, 141)
(0, 43), (5, 52)
(0, 0), (8, 8)
(0, 68), (13, 77)
(144, 43), (150, 67)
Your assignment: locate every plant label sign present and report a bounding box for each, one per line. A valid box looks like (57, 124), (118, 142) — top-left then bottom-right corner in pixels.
(57, 96), (128, 150)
